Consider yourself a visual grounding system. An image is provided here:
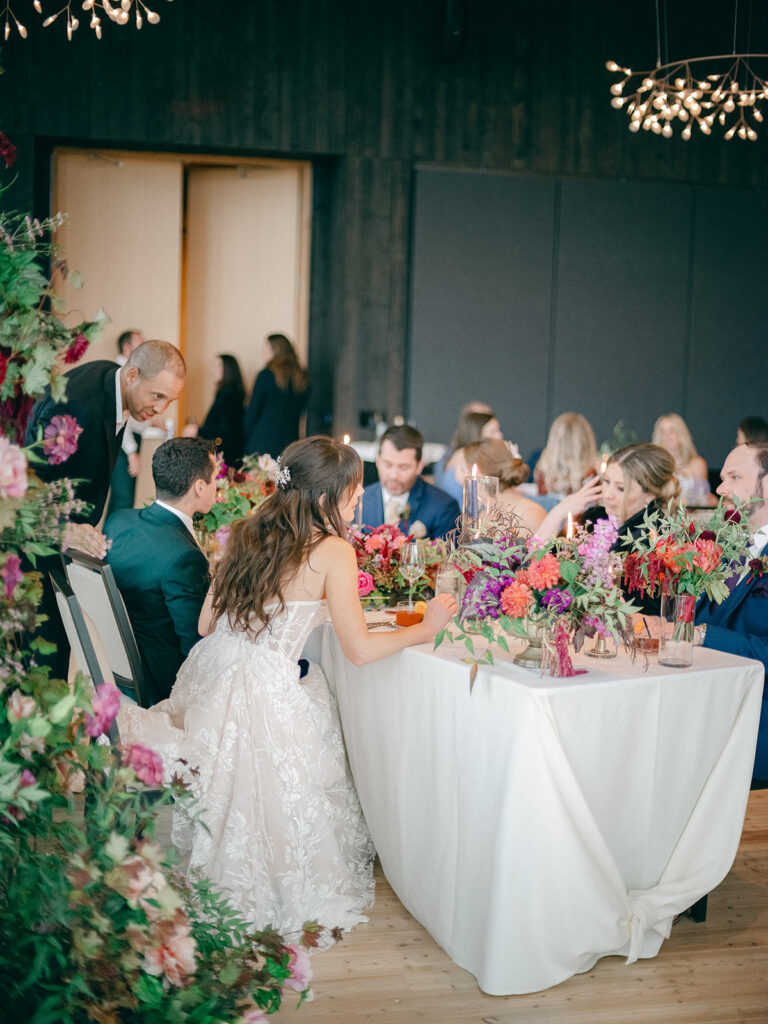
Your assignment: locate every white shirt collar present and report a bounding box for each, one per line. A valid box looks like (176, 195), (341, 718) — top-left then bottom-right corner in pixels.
(114, 366), (126, 435)
(750, 523), (768, 559)
(381, 487), (410, 512)
(155, 499), (196, 538)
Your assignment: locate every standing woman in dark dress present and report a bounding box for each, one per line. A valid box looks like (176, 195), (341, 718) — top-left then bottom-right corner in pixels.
(244, 333), (309, 458)
(195, 354), (246, 467)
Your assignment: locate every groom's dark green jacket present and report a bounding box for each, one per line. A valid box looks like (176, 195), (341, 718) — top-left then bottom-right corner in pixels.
(105, 502), (210, 706)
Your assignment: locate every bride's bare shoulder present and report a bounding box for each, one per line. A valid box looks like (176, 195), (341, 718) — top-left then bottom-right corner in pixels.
(312, 534), (355, 567)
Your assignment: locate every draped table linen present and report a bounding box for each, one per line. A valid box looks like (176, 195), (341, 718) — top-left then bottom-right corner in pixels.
(304, 621), (763, 995)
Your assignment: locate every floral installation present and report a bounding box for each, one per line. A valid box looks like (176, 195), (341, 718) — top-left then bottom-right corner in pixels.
(349, 523), (447, 606)
(622, 501), (753, 605)
(195, 452), (277, 549)
(436, 518), (639, 682)
(621, 500), (754, 647)
(0, 154), (324, 1021)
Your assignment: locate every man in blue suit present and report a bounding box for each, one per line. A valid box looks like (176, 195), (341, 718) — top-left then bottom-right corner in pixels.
(694, 442), (768, 782)
(362, 425), (459, 540)
(105, 437), (217, 706)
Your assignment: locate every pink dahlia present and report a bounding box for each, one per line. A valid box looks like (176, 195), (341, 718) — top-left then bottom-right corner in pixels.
(42, 414), (83, 465)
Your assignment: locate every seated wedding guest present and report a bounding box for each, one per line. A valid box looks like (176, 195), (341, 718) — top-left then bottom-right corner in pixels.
(105, 437), (216, 705)
(183, 353), (246, 467)
(25, 339), (186, 679)
(433, 400), (494, 489)
(737, 415), (768, 446)
(362, 424), (459, 539)
(537, 444), (679, 614)
(533, 412), (599, 508)
(441, 410), (504, 503)
(652, 413), (712, 506)
(118, 436), (457, 933)
(462, 438), (546, 535)
(693, 441), (768, 782)
(244, 332), (308, 457)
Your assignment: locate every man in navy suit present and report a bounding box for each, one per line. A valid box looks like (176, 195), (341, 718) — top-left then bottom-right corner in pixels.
(362, 424), (459, 540)
(105, 437), (216, 705)
(24, 340), (186, 678)
(694, 442), (768, 781)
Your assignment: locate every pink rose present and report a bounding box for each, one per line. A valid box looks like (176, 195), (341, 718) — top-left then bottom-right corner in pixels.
(6, 689), (37, 722)
(84, 682), (121, 738)
(0, 437), (28, 499)
(1, 554), (24, 599)
(284, 943), (312, 992)
(121, 742), (164, 787)
(143, 919), (197, 987)
(357, 570), (375, 597)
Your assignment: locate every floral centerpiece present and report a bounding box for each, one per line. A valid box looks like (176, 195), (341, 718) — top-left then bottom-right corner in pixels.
(350, 524), (447, 606)
(437, 517), (639, 681)
(621, 500), (753, 652)
(195, 453), (277, 551)
(1, 160), (323, 1021)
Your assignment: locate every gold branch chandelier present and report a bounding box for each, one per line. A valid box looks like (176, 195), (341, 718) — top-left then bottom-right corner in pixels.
(607, 1), (768, 140)
(2, 0), (174, 40)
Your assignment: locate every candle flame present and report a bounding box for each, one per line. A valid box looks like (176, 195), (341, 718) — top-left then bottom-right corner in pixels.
(343, 434), (350, 444)
(566, 511), (574, 539)
(471, 463), (478, 478)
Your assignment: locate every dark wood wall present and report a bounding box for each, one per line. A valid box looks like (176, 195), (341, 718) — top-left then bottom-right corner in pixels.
(2, 0), (767, 440)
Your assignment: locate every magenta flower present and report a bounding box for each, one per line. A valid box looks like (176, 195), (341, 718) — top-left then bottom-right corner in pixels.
(18, 768), (36, 789)
(214, 524), (231, 549)
(122, 743), (164, 787)
(1, 554), (23, 599)
(64, 333), (89, 365)
(724, 509), (741, 524)
(42, 414), (83, 465)
(0, 437), (28, 498)
(84, 682), (121, 738)
(284, 943), (312, 992)
(357, 570), (375, 597)
(0, 131), (16, 169)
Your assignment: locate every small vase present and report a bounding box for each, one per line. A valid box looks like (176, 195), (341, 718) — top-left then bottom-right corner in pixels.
(658, 589), (695, 668)
(513, 618), (547, 671)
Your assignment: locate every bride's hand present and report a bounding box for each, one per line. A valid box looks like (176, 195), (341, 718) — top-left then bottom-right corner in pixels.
(422, 593), (458, 634)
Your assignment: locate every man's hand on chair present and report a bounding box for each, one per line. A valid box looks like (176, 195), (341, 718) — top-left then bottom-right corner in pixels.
(64, 523), (109, 560)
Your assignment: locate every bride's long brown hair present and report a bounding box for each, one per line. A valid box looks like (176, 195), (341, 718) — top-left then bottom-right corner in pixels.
(212, 436), (362, 636)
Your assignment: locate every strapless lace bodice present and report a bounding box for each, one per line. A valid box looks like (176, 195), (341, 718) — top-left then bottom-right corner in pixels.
(214, 599), (329, 663)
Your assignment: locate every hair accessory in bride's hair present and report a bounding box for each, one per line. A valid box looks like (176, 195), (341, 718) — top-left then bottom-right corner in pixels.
(505, 440), (521, 460)
(275, 457), (291, 490)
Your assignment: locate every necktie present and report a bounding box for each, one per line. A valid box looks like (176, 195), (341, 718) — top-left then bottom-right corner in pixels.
(726, 554), (748, 593)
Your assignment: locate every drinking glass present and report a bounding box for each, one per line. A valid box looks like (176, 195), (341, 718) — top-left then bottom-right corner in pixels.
(434, 564), (462, 603)
(399, 542), (425, 607)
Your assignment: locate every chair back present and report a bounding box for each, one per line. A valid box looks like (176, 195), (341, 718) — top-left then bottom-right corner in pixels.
(64, 550), (149, 707)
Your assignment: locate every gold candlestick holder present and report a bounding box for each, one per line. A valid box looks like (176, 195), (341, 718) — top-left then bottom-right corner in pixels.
(586, 632), (617, 659)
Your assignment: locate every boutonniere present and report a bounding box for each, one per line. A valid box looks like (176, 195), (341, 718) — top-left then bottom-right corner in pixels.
(400, 503), (411, 524)
(747, 555), (768, 583)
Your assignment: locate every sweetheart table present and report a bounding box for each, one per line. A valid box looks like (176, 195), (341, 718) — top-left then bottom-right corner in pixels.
(304, 620), (763, 995)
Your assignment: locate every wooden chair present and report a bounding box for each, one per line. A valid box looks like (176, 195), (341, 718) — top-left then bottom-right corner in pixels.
(63, 549), (149, 708)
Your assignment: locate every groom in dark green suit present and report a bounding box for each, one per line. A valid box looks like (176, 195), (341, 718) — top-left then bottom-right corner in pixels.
(105, 437), (217, 705)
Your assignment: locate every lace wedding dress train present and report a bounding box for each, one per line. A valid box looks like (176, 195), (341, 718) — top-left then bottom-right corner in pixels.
(118, 600), (375, 935)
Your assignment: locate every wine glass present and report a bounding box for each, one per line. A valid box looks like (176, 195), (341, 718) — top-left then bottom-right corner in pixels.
(399, 542), (425, 608)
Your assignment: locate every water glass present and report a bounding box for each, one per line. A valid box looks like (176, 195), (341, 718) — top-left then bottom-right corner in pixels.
(434, 564), (462, 602)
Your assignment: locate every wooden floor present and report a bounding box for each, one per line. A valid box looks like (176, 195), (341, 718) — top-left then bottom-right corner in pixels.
(269, 789), (768, 1024)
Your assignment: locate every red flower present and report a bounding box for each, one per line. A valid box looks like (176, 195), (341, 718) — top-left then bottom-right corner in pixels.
(724, 509), (741, 524)
(0, 132), (16, 169)
(0, 351), (7, 389)
(64, 332), (89, 364)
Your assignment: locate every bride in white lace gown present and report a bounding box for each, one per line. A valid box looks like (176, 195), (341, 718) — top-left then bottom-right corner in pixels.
(118, 437), (456, 937)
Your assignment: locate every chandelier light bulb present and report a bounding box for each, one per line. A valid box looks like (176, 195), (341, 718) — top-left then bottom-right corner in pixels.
(18, 0), (173, 37)
(33, 0), (41, 10)
(146, 9), (160, 23)
(606, 54), (768, 140)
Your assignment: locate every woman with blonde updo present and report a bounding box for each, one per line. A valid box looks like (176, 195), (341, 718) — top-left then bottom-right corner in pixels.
(535, 412), (599, 498)
(652, 413), (712, 506)
(535, 443), (679, 614)
(463, 438), (546, 535)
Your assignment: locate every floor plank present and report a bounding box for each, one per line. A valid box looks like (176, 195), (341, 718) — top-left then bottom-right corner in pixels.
(271, 790), (768, 1023)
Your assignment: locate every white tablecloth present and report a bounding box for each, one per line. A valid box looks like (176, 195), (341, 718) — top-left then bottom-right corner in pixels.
(305, 624), (763, 995)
